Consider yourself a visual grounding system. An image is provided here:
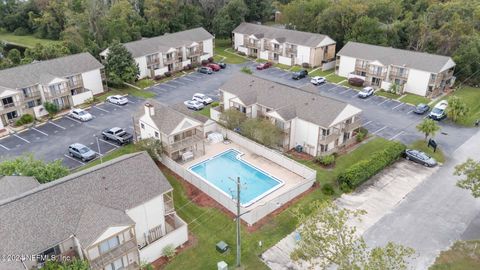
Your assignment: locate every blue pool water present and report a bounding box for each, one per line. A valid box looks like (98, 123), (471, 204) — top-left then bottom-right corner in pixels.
(189, 149), (283, 206)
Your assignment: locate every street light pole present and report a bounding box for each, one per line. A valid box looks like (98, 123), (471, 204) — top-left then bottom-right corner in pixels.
(236, 176), (241, 268)
(95, 135), (103, 163)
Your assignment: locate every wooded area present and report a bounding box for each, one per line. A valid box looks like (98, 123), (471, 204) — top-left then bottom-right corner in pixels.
(0, 0), (479, 84)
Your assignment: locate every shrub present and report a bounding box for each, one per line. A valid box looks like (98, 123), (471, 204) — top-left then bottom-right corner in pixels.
(164, 71), (172, 77)
(301, 63), (310, 69)
(162, 244), (176, 260)
(211, 101), (220, 107)
(321, 183), (335, 196)
(15, 114), (34, 126)
(241, 66), (252, 74)
(238, 51), (246, 56)
(348, 77), (364, 87)
(184, 64), (193, 70)
(337, 141), (406, 189)
(13, 27), (29, 36)
(208, 57), (214, 63)
(356, 127), (369, 142)
(154, 75), (164, 81)
(43, 102), (59, 117)
(316, 154), (335, 166)
(201, 59), (208, 65)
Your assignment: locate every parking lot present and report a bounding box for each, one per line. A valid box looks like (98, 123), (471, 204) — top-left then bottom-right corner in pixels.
(0, 96), (142, 170)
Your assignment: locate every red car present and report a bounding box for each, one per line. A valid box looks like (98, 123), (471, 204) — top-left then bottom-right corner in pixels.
(206, 63), (221, 71)
(256, 62), (272, 70)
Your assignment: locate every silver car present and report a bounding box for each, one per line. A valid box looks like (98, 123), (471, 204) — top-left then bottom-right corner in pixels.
(68, 143), (96, 162)
(106, 95), (129, 105)
(69, 108), (93, 121)
(184, 100), (205, 110)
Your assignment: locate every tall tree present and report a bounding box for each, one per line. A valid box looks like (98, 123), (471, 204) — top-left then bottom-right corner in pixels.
(0, 154), (69, 183)
(416, 118), (440, 141)
(455, 159), (480, 198)
(447, 96), (469, 123)
(212, 0), (249, 37)
(105, 41), (139, 86)
(220, 108), (247, 130)
(102, 0), (144, 43)
(291, 200), (415, 269)
(244, 0), (273, 22)
(346, 16), (387, 45)
(7, 48), (21, 65)
(453, 35), (480, 85)
(33, 0), (68, 39)
(281, 0), (328, 32)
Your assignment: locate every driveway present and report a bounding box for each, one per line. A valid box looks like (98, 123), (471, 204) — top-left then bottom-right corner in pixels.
(363, 129), (480, 269)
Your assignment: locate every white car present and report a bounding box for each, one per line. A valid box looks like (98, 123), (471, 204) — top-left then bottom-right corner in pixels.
(358, 87), (374, 98)
(310, 76), (326, 85)
(184, 100), (205, 111)
(69, 108), (93, 121)
(192, 93), (213, 105)
(106, 95), (128, 105)
(428, 100), (448, 120)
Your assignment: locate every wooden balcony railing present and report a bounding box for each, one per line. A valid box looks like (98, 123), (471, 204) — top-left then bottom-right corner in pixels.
(165, 133), (203, 153)
(89, 239), (138, 270)
(318, 132), (339, 144)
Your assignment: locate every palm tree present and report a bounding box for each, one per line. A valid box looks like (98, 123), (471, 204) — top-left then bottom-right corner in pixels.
(416, 118), (441, 141)
(447, 96), (469, 122)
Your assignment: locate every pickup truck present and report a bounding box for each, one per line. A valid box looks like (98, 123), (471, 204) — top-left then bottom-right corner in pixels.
(102, 127), (133, 145)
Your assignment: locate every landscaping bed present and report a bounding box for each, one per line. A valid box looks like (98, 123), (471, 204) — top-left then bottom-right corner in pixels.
(409, 140), (445, 164)
(134, 78), (155, 89)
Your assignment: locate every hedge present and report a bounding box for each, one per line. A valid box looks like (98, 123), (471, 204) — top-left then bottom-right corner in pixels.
(15, 113), (34, 126)
(338, 141), (406, 189)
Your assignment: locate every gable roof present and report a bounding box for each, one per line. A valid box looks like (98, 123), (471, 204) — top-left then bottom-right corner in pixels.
(337, 42), (455, 73)
(0, 152), (172, 264)
(0, 53), (103, 90)
(119, 27), (213, 58)
(140, 99), (202, 135)
(220, 73), (361, 127)
(0, 176), (39, 201)
(233, 23), (335, 47)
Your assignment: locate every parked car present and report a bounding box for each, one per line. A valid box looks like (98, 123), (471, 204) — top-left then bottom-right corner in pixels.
(102, 127), (133, 145)
(310, 76), (326, 85)
(106, 95), (128, 105)
(292, 69), (308, 80)
(193, 93), (213, 105)
(206, 63), (221, 71)
(404, 149), (437, 167)
(217, 62), (227, 69)
(68, 143), (96, 162)
(414, 103), (430, 115)
(69, 108), (93, 121)
(358, 87), (374, 98)
(428, 100), (448, 120)
(198, 67), (213, 74)
(184, 100), (205, 110)
(256, 62), (272, 70)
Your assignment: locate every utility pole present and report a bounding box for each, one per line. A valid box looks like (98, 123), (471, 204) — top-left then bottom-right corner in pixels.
(236, 176), (241, 268)
(95, 135), (103, 163)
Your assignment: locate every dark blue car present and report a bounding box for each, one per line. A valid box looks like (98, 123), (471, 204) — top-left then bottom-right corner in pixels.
(414, 103), (430, 114)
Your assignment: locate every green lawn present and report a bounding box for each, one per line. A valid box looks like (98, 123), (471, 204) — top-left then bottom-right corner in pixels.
(273, 63), (291, 70)
(409, 140), (446, 164)
(399, 94), (430, 105)
(290, 65), (313, 72)
(375, 90), (401, 100)
(340, 81), (362, 90)
(74, 144), (140, 171)
(214, 39), (247, 64)
(0, 31), (61, 48)
(325, 74), (346, 84)
(450, 86), (480, 126)
(430, 240), (480, 270)
(197, 104), (211, 118)
(309, 69), (334, 78)
(255, 58), (269, 63)
(288, 137), (393, 187)
(134, 79), (155, 89)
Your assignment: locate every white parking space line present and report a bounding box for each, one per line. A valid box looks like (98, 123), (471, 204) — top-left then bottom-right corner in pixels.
(352, 92), (359, 97)
(93, 106), (109, 113)
(127, 99), (136, 104)
(363, 120), (373, 126)
(162, 83), (177, 89)
(171, 80), (186, 85)
(389, 131), (405, 141)
(407, 110), (415, 114)
(14, 134), (30, 143)
(181, 77), (194, 82)
(31, 127), (48, 136)
(340, 89), (350, 94)
(378, 100), (389, 106)
(99, 138), (120, 148)
(65, 116), (82, 124)
(0, 143), (10, 151)
(64, 154), (85, 165)
(372, 126), (388, 134)
(324, 85), (338, 92)
(49, 121), (66, 130)
(392, 103), (404, 110)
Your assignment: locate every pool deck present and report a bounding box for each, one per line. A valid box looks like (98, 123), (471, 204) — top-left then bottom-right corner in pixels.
(182, 141), (309, 212)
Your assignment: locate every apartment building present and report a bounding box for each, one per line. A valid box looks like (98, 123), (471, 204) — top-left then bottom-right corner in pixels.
(100, 28), (214, 79)
(336, 42), (456, 97)
(0, 53), (105, 129)
(212, 73), (362, 157)
(232, 23), (336, 67)
(0, 152), (188, 270)
(138, 100), (218, 161)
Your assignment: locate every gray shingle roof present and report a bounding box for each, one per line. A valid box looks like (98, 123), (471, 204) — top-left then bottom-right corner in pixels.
(0, 53), (104, 90)
(233, 23), (335, 47)
(121, 27), (214, 58)
(170, 103), (210, 124)
(220, 73), (361, 127)
(140, 99), (201, 135)
(0, 152), (172, 263)
(337, 42), (455, 73)
(0, 176), (39, 201)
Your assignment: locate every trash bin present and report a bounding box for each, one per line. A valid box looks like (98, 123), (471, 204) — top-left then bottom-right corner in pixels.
(216, 241), (229, 253)
(295, 145), (303, 153)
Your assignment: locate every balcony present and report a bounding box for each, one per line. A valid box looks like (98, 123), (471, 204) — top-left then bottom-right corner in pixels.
(165, 133), (203, 153)
(138, 213), (187, 251)
(245, 41), (260, 48)
(147, 58), (160, 66)
(343, 121), (361, 131)
(44, 89), (70, 99)
(318, 132), (339, 144)
(163, 57), (176, 65)
(89, 239), (138, 270)
(271, 46), (282, 53)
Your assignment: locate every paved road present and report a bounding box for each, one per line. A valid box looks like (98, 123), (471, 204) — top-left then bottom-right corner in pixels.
(363, 129), (480, 269)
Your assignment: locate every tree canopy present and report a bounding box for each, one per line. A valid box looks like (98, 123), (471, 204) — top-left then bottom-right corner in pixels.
(416, 118), (441, 141)
(105, 41), (139, 86)
(455, 158), (480, 198)
(0, 154), (69, 183)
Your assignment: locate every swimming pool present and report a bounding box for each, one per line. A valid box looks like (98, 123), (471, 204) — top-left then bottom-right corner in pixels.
(189, 149), (284, 207)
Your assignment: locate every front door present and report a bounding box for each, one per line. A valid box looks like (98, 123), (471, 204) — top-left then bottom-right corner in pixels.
(371, 77), (382, 87)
